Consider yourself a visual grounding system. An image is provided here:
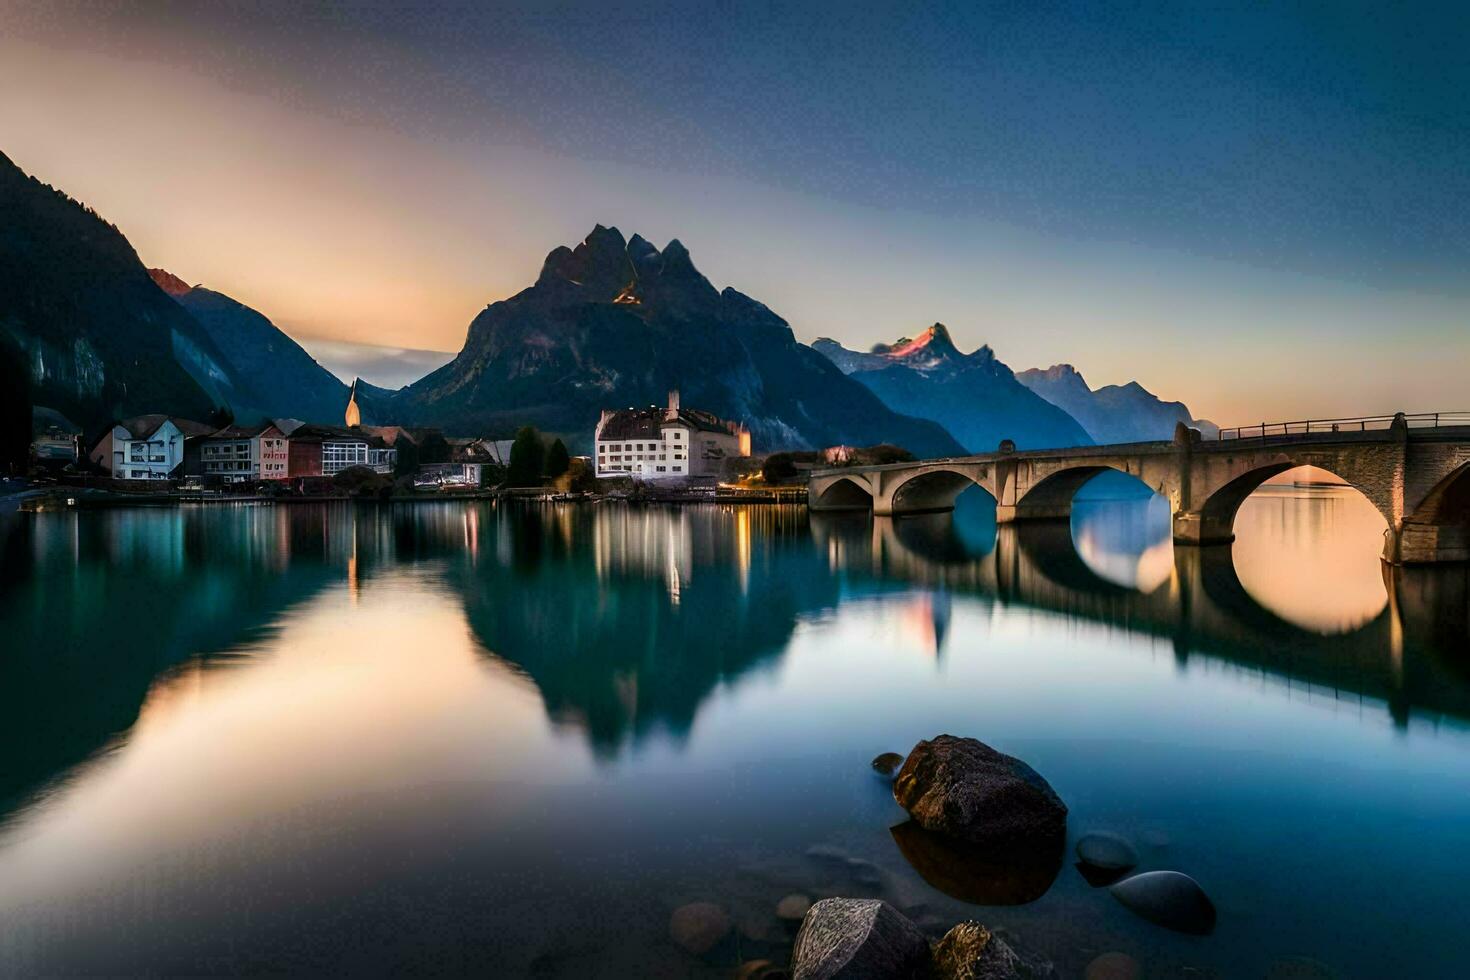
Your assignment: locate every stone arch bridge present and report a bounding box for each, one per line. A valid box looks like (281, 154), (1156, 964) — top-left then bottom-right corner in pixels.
(808, 414), (1470, 564)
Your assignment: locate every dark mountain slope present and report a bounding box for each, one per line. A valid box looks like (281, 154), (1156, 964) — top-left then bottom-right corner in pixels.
(0, 150), (252, 429)
(149, 271), (350, 425)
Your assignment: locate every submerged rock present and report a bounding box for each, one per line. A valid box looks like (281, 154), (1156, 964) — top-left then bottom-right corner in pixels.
(890, 820), (1063, 905)
(1109, 871), (1216, 935)
(778, 893), (814, 921)
(892, 735), (1067, 844)
(1074, 832), (1138, 885)
(931, 921), (1031, 980)
(871, 752), (905, 777)
(1083, 951), (1140, 980)
(669, 901), (731, 954)
(790, 898), (930, 980)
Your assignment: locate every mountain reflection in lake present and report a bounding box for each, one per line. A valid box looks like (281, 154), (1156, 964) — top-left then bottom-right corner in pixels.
(0, 495), (1466, 977)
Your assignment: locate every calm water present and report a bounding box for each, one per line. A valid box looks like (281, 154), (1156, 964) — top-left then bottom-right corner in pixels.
(0, 483), (1467, 977)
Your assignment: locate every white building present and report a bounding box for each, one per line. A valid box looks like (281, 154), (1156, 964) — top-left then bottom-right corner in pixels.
(91, 415), (214, 480)
(594, 391), (750, 481)
(322, 436), (371, 475)
(200, 423), (290, 483)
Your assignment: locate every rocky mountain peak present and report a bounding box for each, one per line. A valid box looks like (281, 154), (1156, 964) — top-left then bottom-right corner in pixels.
(147, 267), (193, 297)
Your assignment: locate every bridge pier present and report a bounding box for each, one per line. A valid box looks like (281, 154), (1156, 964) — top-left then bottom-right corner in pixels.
(1171, 510), (1236, 547)
(1384, 522), (1470, 564)
(996, 503), (1072, 524)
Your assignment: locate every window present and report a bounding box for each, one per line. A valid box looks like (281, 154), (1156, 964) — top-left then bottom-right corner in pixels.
(674, 453), (683, 460)
(656, 466), (666, 472)
(672, 431), (682, 440)
(672, 465), (682, 472)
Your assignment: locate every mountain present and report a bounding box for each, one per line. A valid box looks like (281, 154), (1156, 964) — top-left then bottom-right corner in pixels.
(1016, 364), (1217, 444)
(813, 325), (1093, 452)
(148, 270), (350, 425)
(0, 150), (254, 430)
(390, 225), (964, 455)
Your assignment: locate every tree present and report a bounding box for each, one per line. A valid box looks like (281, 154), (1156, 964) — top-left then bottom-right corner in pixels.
(393, 437), (420, 477)
(545, 438), (570, 478)
(507, 426), (545, 487)
(0, 335), (32, 476)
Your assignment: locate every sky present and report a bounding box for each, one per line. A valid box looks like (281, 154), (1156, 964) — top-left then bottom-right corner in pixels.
(1, 1), (1466, 423)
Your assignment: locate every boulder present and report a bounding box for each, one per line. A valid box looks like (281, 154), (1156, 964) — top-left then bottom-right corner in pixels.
(669, 901), (731, 954)
(892, 735), (1067, 844)
(1109, 871), (1216, 935)
(931, 922), (1029, 980)
(871, 752), (905, 777)
(790, 898), (930, 980)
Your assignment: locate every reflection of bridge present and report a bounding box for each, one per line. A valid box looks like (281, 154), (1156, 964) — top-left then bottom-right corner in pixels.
(811, 514), (1470, 727)
(809, 414), (1470, 564)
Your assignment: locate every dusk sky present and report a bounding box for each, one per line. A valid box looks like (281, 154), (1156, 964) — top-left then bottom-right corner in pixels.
(2, 1), (1465, 422)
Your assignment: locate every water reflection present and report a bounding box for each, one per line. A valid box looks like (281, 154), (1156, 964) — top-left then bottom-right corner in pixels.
(1234, 483), (1390, 632)
(0, 498), (1468, 977)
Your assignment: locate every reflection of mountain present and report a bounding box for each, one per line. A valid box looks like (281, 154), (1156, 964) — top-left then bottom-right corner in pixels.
(449, 505), (838, 751)
(0, 509), (342, 813)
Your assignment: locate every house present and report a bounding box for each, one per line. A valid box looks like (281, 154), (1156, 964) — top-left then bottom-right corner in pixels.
(594, 390), (750, 480)
(448, 437), (514, 466)
(90, 415), (215, 479)
(197, 423), (290, 483)
(414, 462), (483, 488)
(31, 408), (82, 464)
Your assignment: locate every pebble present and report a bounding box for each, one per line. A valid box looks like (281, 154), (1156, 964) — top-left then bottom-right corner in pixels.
(1076, 832), (1139, 872)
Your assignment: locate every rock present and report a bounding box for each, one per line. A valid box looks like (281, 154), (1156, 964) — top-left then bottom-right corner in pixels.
(739, 959), (792, 980)
(931, 921), (1029, 980)
(892, 735), (1067, 844)
(668, 901), (731, 955)
(872, 752), (905, 777)
(1084, 951), (1140, 980)
(790, 898), (930, 980)
(778, 893), (814, 921)
(1109, 871), (1216, 935)
(890, 820), (1063, 905)
(1074, 832), (1138, 885)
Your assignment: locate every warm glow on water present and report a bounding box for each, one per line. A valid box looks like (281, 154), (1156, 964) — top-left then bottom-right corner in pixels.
(0, 499), (1467, 977)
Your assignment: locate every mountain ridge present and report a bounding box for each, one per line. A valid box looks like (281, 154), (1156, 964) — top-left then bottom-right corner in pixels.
(1016, 363), (1217, 443)
(389, 225), (965, 455)
(813, 325), (1094, 452)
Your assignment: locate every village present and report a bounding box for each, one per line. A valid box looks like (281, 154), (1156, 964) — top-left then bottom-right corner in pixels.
(16, 389), (837, 507)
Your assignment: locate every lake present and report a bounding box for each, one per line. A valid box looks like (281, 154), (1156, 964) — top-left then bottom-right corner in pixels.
(0, 482), (1466, 977)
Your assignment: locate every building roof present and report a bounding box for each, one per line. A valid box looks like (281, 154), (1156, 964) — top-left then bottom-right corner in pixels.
(116, 415), (215, 439)
(206, 422), (284, 440)
(597, 405), (740, 441)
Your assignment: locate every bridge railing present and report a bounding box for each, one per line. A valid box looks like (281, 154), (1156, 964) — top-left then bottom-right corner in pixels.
(1214, 412), (1470, 442)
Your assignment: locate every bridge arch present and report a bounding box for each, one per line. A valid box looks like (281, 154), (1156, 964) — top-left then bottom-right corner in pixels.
(810, 476), (873, 511)
(888, 467), (996, 516)
(1193, 459), (1395, 544)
